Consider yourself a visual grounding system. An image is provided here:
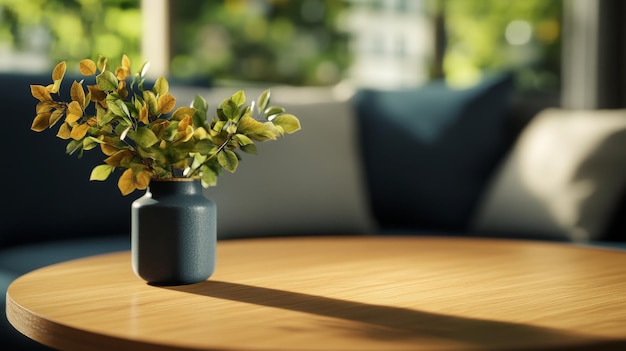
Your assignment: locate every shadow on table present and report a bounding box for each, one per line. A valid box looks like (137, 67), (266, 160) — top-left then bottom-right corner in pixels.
(164, 280), (625, 350)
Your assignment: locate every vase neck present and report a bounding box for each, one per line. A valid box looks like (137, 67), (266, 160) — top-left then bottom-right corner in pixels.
(147, 179), (203, 197)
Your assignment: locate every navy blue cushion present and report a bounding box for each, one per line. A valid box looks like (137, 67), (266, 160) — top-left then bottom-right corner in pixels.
(1, 236), (129, 350)
(354, 74), (515, 233)
(0, 73), (139, 248)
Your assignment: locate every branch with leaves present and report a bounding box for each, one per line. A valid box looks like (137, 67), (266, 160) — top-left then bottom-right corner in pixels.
(31, 54), (301, 195)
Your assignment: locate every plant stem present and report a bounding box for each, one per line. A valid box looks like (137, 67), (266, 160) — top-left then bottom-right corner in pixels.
(187, 132), (234, 177)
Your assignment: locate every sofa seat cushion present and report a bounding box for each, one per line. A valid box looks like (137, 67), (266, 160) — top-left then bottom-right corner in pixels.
(0, 236), (129, 350)
(0, 236), (130, 274)
(472, 108), (626, 241)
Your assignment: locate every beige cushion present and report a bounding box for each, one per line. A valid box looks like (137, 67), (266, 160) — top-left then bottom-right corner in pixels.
(472, 108), (626, 242)
(169, 85), (376, 239)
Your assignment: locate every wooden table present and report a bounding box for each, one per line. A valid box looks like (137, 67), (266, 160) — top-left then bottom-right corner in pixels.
(6, 236), (626, 351)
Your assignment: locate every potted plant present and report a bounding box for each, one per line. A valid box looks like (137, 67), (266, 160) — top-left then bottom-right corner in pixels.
(30, 54), (301, 284)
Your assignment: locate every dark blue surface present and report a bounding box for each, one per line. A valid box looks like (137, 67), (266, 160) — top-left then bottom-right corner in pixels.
(0, 73), (139, 248)
(355, 74), (515, 233)
(1, 236), (130, 350)
(132, 180), (217, 285)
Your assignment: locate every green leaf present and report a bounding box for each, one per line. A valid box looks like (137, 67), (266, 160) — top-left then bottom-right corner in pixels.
(143, 90), (158, 116)
(192, 95), (208, 115)
(131, 126), (159, 147)
(99, 110), (116, 126)
(107, 99), (126, 117)
(66, 139), (82, 155)
(188, 152), (207, 171)
(97, 55), (107, 72)
(212, 120), (226, 132)
(237, 116), (278, 141)
(119, 101), (131, 117)
(193, 139), (216, 154)
(83, 137), (99, 151)
(230, 90), (246, 107)
(153, 76), (169, 96)
(219, 99), (238, 121)
(96, 70), (118, 91)
(264, 106), (286, 120)
(90, 164), (115, 181)
(240, 143), (257, 154)
(257, 89), (270, 114)
(217, 149), (238, 173)
(233, 133), (253, 146)
(86, 136), (105, 144)
(272, 114), (301, 134)
(225, 121), (238, 134)
(138, 145), (166, 163)
(200, 165), (218, 187)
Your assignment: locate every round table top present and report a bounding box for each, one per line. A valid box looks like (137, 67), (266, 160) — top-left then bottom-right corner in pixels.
(6, 236), (626, 351)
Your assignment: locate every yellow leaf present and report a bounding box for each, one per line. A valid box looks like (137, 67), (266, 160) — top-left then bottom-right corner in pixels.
(67, 100), (83, 117)
(150, 119), (170, 138)
(31, 113), (50, 132)
(70, 123), (90, 140)
(30, 85), (52, 102)
(135, 171), (151, 190)
(157, 93), (176, 114)
(105, 150), (134, 167)
(49, 80), (62, 94)
(178, 115), (192, 131)
(65, 113), (81, 124)
(173, 125), (194, 146)
(36, 101), (55, 114)
(56, 123), (71, 139)
(117, 79), (128, 98)
(171, 106), (196, 121)
(118, 168), (136, 196)
(49, 63), (65, 94)
(115, 66), (130, 80)
(79, 59), (97, 76)
(49, 109), (64, 127)
(87, 85), (107, 101)
(70, 80), (86, 107)
(100, 143), (116, 156)
(52, 61), (66, 81)
(86, 116), (98, 126)
(122, 54), (131, 70)
(139, 104), (149, 124)
(193, 126), (208, 139)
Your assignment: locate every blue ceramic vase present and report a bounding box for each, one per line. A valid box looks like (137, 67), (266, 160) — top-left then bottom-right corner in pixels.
(131, 178), (217, 285)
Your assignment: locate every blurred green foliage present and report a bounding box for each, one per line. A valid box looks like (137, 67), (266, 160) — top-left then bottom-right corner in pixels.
(441, 0), (562, 93)
(1, 0), (561, 92)
(0, 0), (142, 72)
(169, 0), (351, 86)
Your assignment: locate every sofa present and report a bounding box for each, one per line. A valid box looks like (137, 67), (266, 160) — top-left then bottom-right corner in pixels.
(2, 72), (625, 350)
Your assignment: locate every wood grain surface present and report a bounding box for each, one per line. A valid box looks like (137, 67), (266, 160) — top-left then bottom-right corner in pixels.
(6, 236), (626, 351)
